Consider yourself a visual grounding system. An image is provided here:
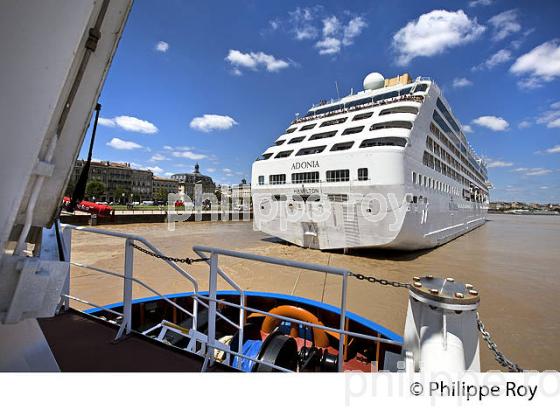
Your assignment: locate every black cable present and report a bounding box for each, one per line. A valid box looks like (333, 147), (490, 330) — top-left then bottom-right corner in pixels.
(67, 103), (101, 211)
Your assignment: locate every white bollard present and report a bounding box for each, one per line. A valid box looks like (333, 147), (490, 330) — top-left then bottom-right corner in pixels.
(401, 276), (480, 373)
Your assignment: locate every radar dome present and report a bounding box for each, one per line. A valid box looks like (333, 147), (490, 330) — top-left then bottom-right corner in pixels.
(363, 72), (385, 90)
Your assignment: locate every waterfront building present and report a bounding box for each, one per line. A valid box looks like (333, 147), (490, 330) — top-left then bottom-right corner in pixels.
(152, 176), (179, 201)
(170, 163), (216, 199)
(70, 160), (153, 202)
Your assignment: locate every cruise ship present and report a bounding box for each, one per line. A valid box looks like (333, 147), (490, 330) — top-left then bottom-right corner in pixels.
(251, 72), (490, 250)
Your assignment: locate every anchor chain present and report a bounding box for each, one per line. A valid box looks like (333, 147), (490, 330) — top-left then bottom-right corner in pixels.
(131, 243), (208, 265)
(477, 313), (523, 372)
(351, 272), (411, 289)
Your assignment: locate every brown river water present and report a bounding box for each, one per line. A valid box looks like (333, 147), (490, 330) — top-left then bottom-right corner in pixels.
(69, 214), (560, 371)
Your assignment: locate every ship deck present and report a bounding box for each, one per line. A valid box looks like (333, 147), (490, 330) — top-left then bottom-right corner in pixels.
(38, 309), (233, 372)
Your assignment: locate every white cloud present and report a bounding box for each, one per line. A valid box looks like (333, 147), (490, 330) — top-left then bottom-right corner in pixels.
(392, 10), (485, 66)
(171, 150), (207, 160)
(518, 120), (531, 129)
(288, 6), (320, 40)
(343, 17), (367, 46)
(474, 49), (512, 70)
(189, 114), (238, 132)
(98, 115), (158, 134)
(315, 16), (367, 55)
(462, 124), (474, 133)
(150, 153), (168, 162)
(106, 137), (143, 150)
(489, 9), (521, 41)
(469, 0), (492, 7)
(452, 77), (473, 88)
(98, 117), (116, 127)
(322, 16), (340, 37)
(536, 102), (560, 128)
(315, 37), (341, 55)
(206, 167), (216, 173)
(510, 39), (560, 89)
(146, 166), (164, 174)
(155, 41), (169, 52)
(225, 50), (290, 74)
(514, 167), (552, 176)
(277, 8), (366, 56)
(472, 116), (509, 131)
(546, 145), (560, 154)
(487, 160), (513, 168)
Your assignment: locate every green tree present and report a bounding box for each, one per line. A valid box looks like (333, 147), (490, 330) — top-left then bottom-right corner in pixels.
(86, 180), (106, 199)
(113, 187), (130, 204)
(154, 188), (167, 202)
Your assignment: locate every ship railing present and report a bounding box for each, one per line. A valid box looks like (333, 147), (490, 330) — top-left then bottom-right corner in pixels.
(191, 245), (402, 372)
(57, 224), (401, 372)
(58, 224), (204, 340)
(291, 94), (424, 125)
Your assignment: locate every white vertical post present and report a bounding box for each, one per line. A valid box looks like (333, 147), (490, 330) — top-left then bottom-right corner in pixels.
(207, 252), (218, 363)
(116, 238), (134, 339)
(337, 271), (348, 372)
(237, 292), (245, 369)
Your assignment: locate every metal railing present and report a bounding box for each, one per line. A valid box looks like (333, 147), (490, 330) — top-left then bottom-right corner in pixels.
(58, 224), (401, 372)
(59, 224), (201, 339)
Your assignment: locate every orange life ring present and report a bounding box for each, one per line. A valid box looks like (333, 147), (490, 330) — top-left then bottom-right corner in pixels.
(261, 305), (332, 347)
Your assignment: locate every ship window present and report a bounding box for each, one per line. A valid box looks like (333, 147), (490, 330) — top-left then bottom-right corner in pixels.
(412, 172), (416, 184)
(286, 127), (297, 134)
(320, 117), (347, 127)
(358, 168), (368, 181)
(342, 126), (364, 135)
(275, 139), (286, 146)
(352, 112), (374, 121)
(327, 194), (348, 202)
(330, 141), (354, 151)
(436, 99), (461, 134)
(346, 97), (373, 109)
(296, 145), (327, 156)
(309, 131), (337, 141)
(258, 176), (265, 185)
(414, 84), (428, 92)
(314, 103), (344, 115)
(288, 136), (305, 144)
(300, 123), (316, 131)
(269, 174), (286, 185)
(326, 169), (349, 182)
(272, 194), (287, 201)
(275, 150), (293, 158)
(256, 153), (273, 161)
(291, 171), (320, 184)
(359, 137), (407, 148)
(369, 121), (413, 131)
(379, 106), (419, 115)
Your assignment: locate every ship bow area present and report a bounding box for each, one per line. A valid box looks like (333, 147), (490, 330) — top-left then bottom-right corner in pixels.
(252, 149), (409, 250)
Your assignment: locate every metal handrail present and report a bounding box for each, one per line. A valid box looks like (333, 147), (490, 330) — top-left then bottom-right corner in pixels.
(60, 224), (201, 339)
(192, 245), (351, 371)
(195, 294), (401, 347)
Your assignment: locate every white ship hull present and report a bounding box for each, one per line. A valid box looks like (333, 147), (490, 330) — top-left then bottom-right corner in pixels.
(252, 184), (487, 251)
(251, 74), (490, 251)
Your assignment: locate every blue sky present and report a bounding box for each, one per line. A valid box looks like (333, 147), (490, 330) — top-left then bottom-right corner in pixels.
(84, 0), (560, 203)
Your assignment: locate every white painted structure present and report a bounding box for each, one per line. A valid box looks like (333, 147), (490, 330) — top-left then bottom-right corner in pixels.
(401, 276), (481, 373)
(0, 0), (132, 370)
(252, 73), (489, 250)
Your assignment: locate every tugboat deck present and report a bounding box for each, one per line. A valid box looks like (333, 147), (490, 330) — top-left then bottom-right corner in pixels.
(38, 309), (233, 372)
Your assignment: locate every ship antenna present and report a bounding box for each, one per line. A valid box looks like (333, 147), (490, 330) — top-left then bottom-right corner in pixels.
(335, 80), (340, 100)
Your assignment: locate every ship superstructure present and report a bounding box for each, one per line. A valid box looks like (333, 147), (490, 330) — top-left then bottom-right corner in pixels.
(252, 72), (489, 250)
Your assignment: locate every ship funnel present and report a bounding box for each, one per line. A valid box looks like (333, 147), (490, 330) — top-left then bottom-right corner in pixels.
(363, 72), (385, 90)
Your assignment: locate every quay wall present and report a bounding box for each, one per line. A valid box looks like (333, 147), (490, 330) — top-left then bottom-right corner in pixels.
(60, 212), (253, 226)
